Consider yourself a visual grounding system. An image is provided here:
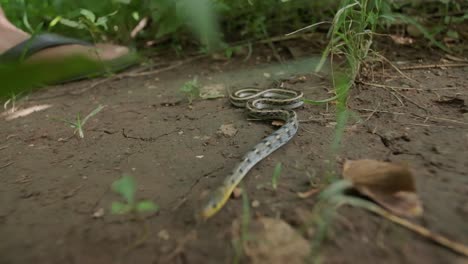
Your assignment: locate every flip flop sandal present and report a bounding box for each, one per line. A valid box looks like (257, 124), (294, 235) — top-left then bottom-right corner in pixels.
(0, 33), (140, 95)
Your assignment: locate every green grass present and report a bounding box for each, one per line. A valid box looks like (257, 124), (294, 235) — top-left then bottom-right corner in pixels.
(232, 186), (252, 264)
(110, 174), (159, 255)
(271, 162), (282, 191)
(56, 104), (105, 139)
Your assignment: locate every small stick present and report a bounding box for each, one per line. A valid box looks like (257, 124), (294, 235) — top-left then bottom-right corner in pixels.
(360, 81), (428, 110)
(0, 161), (13, 169)
(297, 188), (320, 199)
(370, 205), (468, 257)
(375, 53), (415, 82)
(400, 63), (468, 70)
(386, 88), (405, 107)
(354, 108), (406, 115)
(364, 103), (381, 122)
(389, 86), (429, 112)
(360, 81), (459, 91)
(356, 108), (468, 126)
(412, 115), (468, 126)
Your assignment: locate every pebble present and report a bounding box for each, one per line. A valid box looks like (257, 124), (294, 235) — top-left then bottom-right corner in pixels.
(252, 200), (260, 208)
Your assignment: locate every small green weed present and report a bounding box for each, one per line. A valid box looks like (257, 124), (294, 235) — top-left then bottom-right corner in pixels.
(3, 92), (20, 113)
(180, 77), (200, 104)
(232, 186), (252, 264)
(271, 162), (282, 191)
(111, 174), (159, 215)
(110, 174), (158, 255)
(58, 104), (104, 139)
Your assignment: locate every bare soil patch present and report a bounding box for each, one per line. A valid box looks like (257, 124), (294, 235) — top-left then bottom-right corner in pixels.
(1, 42), (467, 264)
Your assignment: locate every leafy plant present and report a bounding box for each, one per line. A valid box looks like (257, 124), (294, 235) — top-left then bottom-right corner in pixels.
(59, 104), (105, 139)
(111, 174), (158, 215)
(180, 77), (200, 104)
(50, 9), (117, 34)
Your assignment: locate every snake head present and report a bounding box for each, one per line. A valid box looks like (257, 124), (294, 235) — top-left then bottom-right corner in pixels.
(199, 186), (232, 220)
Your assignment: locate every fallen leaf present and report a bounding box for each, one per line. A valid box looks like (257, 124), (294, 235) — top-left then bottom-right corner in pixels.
(232, 217), (310, 264)
(343, 159), (423, 218)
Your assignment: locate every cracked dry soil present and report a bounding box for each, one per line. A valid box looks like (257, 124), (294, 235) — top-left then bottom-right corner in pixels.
(0, 44), (467, 264)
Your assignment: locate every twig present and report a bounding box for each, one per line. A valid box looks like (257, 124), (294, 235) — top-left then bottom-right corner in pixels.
(386, 88), (405, 107)
(412, 115), (468, 126)
(360, 81), (459, 92)
(297, 188), (320, 198)
(355, 108), (468, 126)
(286, 21), (331, 36)
(400, 123), (455, 128)
(0, 161), (13, 169)
(375, 53), (415, 82)
(354, 108), (406, 115)
(400, 63), (468, 70)
(370, 204), (468, 257)
(364, 103), (381, 122)
(362, 81), (428, 112)
(0, 145), (8, 151)
(254, 32), (322, 45)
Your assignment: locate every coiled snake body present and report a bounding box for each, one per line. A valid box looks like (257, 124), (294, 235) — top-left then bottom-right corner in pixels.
(200, 87), (303, 219)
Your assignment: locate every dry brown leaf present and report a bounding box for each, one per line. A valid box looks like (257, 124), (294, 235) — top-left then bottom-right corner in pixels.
(343, 159), (423, 218)
(232, 217), (310, 264)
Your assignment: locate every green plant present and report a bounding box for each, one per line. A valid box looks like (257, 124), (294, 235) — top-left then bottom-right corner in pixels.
(304, 1), (384, 183)
(59, 104), (104, 138)
(110, 174), (158, 255)
(271, 162), (282, 190)
(232, 186), (252, 264)
(111, 174), (159, 215)
(3, 92), (20, 113)
(49, 9), (117, 37)
(180, 77), (200, 104)
(317, 0), (384, 80)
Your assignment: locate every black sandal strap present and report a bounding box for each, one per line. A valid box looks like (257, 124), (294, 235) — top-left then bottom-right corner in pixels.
(0, 33), (92, 62)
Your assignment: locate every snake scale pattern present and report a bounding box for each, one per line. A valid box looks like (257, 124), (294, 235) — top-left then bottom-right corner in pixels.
(200, 86), (304, 219)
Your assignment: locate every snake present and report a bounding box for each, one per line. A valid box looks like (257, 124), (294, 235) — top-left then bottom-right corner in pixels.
(200, 87), (304, 219)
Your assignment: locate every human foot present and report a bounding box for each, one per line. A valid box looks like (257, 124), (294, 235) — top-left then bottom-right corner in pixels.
(0, 10), (130, 64)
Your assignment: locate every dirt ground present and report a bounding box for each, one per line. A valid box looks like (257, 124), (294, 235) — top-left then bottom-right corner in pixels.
(0, 40), (467, 264)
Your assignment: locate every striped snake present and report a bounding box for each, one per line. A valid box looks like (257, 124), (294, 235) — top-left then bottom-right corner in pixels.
(200, 87), (303, 219)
